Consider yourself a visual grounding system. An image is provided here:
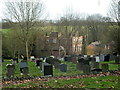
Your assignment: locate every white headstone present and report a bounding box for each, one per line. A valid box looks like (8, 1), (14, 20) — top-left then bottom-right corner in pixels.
(96, 56), (100, 62)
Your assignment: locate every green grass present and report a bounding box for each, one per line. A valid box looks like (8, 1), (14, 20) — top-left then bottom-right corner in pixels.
(2, 60), (82, 78)
(2, 59), (119, 78)
(3, 76), (120, 88)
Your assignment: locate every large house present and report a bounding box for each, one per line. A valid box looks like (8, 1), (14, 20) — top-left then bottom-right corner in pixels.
(40, 32), (83, 58)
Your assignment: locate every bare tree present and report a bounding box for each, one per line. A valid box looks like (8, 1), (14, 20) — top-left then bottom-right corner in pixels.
(108, 0), (120, 54)
(4, 0), (45, 60)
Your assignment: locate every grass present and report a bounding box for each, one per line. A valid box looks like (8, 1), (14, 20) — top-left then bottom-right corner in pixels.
(2, 59), (82, 78)
(2, 59), (120, 88)
(3, 76), (120, 88)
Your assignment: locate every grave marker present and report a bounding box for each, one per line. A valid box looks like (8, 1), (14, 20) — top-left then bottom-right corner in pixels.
(54, 61), (60, 69)
(101, 63), (109, 72)
(60, 64), (67, 72)
(72, 57), (77, 64)
(6, 64), (15, 78)
(44, 64), (53, 76)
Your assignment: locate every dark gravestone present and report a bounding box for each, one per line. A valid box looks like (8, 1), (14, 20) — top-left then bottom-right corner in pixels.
(115, 56), (120, 64)
(104, 54), (110, 62)
(54, 61), (60, 69)
(83, 64), (91, 74)
(46, 57), (55, 65)
(36, 60), (42, 66)
(42, 62), (49, 72)
(6, 64), (15, 78)
(91, 58), (99, 69)
(60, 64), (67, 72)
(64, 56), (72, 62)
(72, 57), (77, 64)
(77, 63), (83, 71)
(44, 64), (53, 76)
(2, 58), (4, 62)
(13, 58), (18, 63)
(110, 54), (115, 61)
(20, 61), (27, 73)
(23, 67), (29, 75)
(101, 64), (109, 72)
(64, 56), (67, 61)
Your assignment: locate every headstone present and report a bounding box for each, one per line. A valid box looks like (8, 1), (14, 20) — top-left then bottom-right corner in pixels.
(115, 56), (120, 64)
(44, 64), (53, 76)
(6, 64), (15, 78)
(104, 54), (110, 62)
(101, 64), (109, 72)
(30, 56), (35, 60)
(95, 56), (100, 62)
(54, 61), (60, 69)
(42, 62), (49, 72)
(76, 63), (84, 71)
(83, 64), (91, 74)
(109, 54), (115, 61)
(20, 61), (27, 73)
(72, 57), (77, 64)
(91, 58), (99, 69)
(64, 56), (71, 62)
(23, 67), (29, 75)
(36, 60), (42, 66)
(99, 54), (104, 61)
(60, 64), (67, 72)
(20, 61), (27, 68)
(46, 57), (54, 64)
(13, 58), (18, 63)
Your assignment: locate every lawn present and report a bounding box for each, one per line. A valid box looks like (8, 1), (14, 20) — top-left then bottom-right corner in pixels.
(2, 59), (120, 88)
(2, 75), (120, 88)
(2, 59), (83, 78)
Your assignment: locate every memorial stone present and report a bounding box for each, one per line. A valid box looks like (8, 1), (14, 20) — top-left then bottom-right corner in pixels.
(101, 64), (109, 72)
(60, 64), (67, 72)
(44, 64), (53, 76)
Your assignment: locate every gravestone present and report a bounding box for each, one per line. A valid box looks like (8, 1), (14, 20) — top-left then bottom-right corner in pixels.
(64, 56), (72, 62)
(44, 64), (53, 76)
(6, 64), (15, 78)
(115, 55), (120, 64)
(95, 56), (100, 62)
(83, 64), (91, 74)
(104, 54), (110, 62)
(20, 61), (27, 73)
(72, 57), (77, 64)
(64, 56), (68, 61)
(54, 61), (60, 69)
(109, 54), (115, 61)
(13, 58), (18, 63)
(91, 58), (99, 69)
(36, 60), (42, 66)
(46, 57), (55, 65)
(42, 62), (49, 72)
(99, 54), (104, 61)
(60, 64), (67, 72)
(23, 67), (29, 75)
(30, 56), (35, 61)
(101, 64), (109, 72)
(77, 63), (84, 71)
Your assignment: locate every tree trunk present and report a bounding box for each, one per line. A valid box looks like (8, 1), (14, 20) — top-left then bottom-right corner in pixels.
(25, 41), (29, 60)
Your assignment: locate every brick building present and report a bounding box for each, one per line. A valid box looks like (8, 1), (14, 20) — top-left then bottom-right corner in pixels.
(41, 32), (83, 58)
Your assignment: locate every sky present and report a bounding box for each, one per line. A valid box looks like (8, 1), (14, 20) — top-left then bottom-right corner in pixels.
(0, 0), (111, 21)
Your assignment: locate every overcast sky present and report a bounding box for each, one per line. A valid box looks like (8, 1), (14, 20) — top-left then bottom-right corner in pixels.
(0, 0), (111, 21)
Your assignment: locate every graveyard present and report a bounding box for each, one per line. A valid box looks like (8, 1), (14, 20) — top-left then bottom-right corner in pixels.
(1, 0), (120, 89)
(2, 54), (120, 88)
